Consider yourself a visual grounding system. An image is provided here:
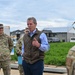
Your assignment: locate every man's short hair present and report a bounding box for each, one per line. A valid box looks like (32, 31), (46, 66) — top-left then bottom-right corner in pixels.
(0, 24), (3, 28)
(27, 17), (37, 25)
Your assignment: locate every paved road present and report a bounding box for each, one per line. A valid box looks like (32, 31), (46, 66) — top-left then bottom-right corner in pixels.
(0, 69), (67, 75)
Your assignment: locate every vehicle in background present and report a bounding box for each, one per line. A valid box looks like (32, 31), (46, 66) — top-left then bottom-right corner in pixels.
(70, 37), (75, 42)
(48, 37), (60, 43)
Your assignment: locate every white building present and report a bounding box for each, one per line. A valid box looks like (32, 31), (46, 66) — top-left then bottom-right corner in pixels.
(43, 27), (75, 42)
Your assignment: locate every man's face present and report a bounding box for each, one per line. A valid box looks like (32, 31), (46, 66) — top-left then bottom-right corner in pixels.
(27, 20), (36, 32)
(0, 28), (3, 34)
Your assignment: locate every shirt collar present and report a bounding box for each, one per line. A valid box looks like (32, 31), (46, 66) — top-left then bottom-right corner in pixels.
(29, 29), (36, 37)
(29, 29), (36, 34)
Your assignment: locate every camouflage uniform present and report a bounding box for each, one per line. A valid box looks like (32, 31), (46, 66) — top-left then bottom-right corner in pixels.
(16, 28), (29, 75)
(0, 33), (13, 75)
(16, 37), (24, 75)
(66, 46), (75, 75)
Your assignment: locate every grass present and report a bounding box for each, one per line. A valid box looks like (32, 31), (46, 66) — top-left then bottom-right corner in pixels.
(11, 42), (75, 66)
(11, 48), (18, 61)
(44, 42), (75, 66)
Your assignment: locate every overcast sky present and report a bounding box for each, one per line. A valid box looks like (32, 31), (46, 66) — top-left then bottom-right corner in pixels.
(0, 0), (75, 31)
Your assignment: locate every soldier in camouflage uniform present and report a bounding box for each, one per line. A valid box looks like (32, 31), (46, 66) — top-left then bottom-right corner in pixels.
(66, 46), (75, 75)
(0, 24), (13, 75)
(16, 28), (29, 75)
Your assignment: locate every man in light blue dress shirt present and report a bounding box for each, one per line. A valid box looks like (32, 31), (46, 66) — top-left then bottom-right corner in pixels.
(22, 30), (49, 52)
(22, 17), (50, 75)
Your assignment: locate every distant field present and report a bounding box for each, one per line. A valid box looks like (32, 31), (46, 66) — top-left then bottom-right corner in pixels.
(44, 42), (75, 66)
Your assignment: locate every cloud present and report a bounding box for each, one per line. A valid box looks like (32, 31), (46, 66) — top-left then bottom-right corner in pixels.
(1, 16), (73, 32)
(0, 0), (75, 32)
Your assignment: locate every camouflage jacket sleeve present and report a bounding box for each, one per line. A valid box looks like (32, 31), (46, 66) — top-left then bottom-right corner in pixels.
(8, 36), (13, 52)
(16, 37), (23, 55)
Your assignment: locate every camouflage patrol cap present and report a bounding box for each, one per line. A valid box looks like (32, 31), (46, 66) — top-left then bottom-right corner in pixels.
(0, 24), (3, 28)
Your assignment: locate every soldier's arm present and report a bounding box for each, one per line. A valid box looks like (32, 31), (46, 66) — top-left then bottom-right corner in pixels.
(8, 37), (13, 52)
(16, 38), (22, 55)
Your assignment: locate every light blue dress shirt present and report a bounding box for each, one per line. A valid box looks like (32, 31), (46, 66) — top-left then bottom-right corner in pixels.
(39, 33), (50, 51)
(22, 29), (50, 53)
